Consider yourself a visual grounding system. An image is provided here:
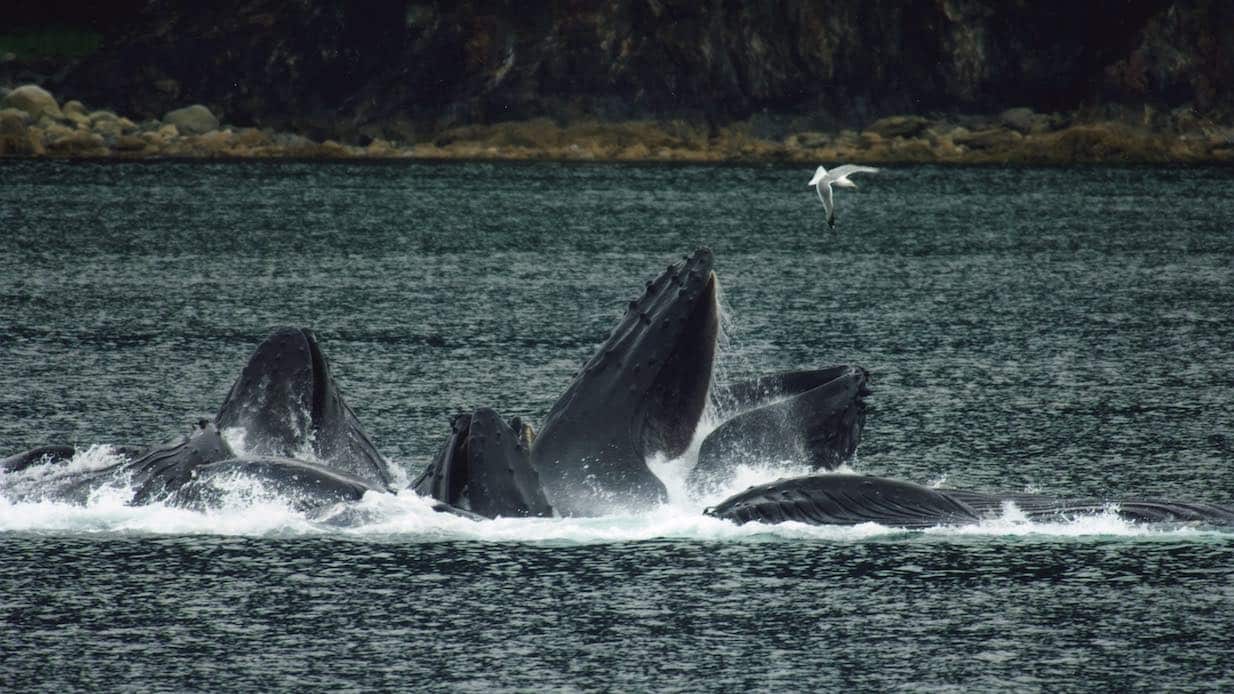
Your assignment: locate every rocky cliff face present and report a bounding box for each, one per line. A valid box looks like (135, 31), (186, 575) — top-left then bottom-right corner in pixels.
(17, 0), (1231, 143)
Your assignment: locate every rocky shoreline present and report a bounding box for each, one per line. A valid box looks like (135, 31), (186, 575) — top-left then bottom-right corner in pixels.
(2, 84), (1231, 164)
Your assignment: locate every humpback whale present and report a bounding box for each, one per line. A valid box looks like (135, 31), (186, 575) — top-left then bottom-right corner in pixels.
(689, 366), (870, 495)
(127, 420), (234, 504)
(1, 445), (80, 473)
(529, 247), (720, 516)
(705, 474), (1234, 528)
(4, 247), (1232, 530)
(165, 456), (384, 512)
(215, 326), (391, 487)
(413, 409), (553, 518)
(0, 327), (398, 509)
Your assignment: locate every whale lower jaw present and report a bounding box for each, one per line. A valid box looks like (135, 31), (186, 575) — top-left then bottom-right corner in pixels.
(705, 475), (1234, 528)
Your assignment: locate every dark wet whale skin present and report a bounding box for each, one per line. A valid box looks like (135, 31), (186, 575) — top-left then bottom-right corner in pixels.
(690, 366), (870, 495)
(531, 247), (719, 516)
(705, 474), (1234, 528)
(215, 327), (391, 487)
(413, 408), (553, 518)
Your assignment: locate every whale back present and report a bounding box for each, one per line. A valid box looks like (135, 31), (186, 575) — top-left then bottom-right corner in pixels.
(708, 476), (1234, 528)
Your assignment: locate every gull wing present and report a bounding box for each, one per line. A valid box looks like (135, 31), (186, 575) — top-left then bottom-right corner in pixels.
(824, 164), (879, 183)
(816, 181), (834, 224)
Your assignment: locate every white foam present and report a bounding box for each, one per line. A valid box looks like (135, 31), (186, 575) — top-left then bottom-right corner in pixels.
(925, 502), (1203, 539)
(2, 451), (1225, 542)
(2, 438), (1228, 542)
(0, 443), (127, 485)
(0, 492), (1220, 542)
(220, 426), (250, 457)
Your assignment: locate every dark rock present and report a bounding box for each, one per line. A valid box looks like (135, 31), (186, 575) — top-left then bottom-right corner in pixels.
(1102, 2), (1234, 113)
(999, 107), (1038, 133)
(44, 130), (107, 156)
(0, 109), (38, 155)
(865, 115), (932, 139)
(953, 128), (1022, 150)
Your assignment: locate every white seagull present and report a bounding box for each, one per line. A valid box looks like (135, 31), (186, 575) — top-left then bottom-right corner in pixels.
(808, 164), (880, 230)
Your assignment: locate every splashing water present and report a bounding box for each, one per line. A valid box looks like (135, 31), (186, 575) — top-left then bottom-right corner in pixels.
(707, 274), (758, 422)
(1, 446), (1225, 542)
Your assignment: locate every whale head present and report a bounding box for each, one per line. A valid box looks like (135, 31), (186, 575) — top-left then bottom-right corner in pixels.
(215, 327), (390, 487)
(531, 247), (719, 515)
(413, 408), (553, 518)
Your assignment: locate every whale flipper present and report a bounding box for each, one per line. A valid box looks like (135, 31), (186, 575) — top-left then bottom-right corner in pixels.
(414, 409), (553, 518)
(689, 366), (869, 495)
(531, 248), (719, 516)
(215, 327), (391, 488)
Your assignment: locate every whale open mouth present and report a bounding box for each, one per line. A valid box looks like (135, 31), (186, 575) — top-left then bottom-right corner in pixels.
(529, 247), (721, 515)
(640, 269), (718, 459)
(413, 409), (554, 518)
(418, 413), (473, 508)
(214, 326), (391, 487)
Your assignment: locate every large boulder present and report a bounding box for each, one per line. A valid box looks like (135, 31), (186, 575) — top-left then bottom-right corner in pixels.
(44, 130), (108, 156)
(162, 104), (219, 135)
(89, 111), (128, 138)
(0, 107), (32, 126)
(0, 109), (38, 155)
(3, 85), (63, 121)
(954, 128), (1022, 151)
(999, 107), (1055, 134)
(113, 134), (148, 152)
(865, 115), (932, 139)
(62, 100), (91, 126)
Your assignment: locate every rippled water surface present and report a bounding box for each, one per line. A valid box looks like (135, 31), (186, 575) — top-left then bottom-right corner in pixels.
(2, 160), (1233, 691)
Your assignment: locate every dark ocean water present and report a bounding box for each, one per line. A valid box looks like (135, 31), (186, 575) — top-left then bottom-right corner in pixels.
(1, 159), (1233, 691)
